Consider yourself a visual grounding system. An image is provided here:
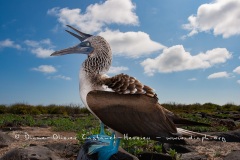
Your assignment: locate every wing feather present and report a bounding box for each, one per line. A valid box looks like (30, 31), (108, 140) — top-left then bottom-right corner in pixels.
(101, 74), (157, 99)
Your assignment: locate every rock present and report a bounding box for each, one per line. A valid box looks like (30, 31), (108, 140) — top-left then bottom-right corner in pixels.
(219, 119), (236, 130)
(137, 152), (172, 160)
(210, 129), (240, 142)
(232, 114), (240, 121)
(163, 144), (194, 153)
(199, 112), (209, 118)
(180, 152), (208, 160)
(0, 132), (15, 148)
(4, 120), (21, 127)
(44, 142), (80, 158)
(1, 127), (22, 132)
(0, 146), (64, 160)
(223, 150), (240, 160)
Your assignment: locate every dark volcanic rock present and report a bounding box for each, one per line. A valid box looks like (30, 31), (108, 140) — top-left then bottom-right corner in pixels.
(163, 143), (194, 153)
(199, 112), (209, 118)
(1, 127), (22, 132)
(44, 142), (80, 158)
(209, 129), (240, 142)
(0, 146), (63, 160)
(232, 114), (240, 121)
(219, 119), (236, 130)
(0, 132), (15, 148)
(180, 152), (208, 160)
(223, 150), (240, 160)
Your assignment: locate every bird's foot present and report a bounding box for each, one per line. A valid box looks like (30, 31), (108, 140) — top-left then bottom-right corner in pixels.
(87, 132), (120, 160)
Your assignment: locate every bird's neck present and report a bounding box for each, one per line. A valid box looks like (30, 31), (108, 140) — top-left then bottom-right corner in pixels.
(82, 53), (112, 83)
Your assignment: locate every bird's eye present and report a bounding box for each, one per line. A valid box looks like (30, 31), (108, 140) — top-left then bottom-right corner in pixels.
(80, 41), (91, 47)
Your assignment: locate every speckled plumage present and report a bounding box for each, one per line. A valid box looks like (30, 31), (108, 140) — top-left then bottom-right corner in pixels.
(101, 73), (157, 98)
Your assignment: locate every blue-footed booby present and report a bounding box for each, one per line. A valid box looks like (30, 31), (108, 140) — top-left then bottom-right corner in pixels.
(51, 25), (214, 160)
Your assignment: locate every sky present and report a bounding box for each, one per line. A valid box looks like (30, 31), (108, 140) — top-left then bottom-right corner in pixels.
(0, 0), (240, 106)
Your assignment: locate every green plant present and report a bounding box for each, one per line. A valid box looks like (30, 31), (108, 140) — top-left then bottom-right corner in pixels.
(154, 144), (163, 153)
(167, 148), (181, 160)
(51, 118), (74, 131)
(23, 115), (36, 126)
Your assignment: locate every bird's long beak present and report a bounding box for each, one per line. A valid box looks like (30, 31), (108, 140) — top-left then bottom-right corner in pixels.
(51, 25), (93, 56)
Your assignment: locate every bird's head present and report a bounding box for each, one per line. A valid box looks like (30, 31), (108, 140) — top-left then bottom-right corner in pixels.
(51, 25), (112, 74)
(51, 25), (112, 58)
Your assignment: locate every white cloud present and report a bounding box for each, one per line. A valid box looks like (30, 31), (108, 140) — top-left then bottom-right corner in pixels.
(48, 0), (138, 33)
(183, 0), (240, 38)
(30, 48), (54, 58)
(24, 39), (53, 48)
(141, 45), (231, 76)
(47, 75), (71, 80)
(237, 80), (240, 84)
(108, 66), (129, 74)
(188, 78), (197, 81)
(99, 29), (165, 58)
(233, 66), (240, 74)
(24, 39), (54, 58)
(207, 71), (230, 79)
(0, 39), (21, 50)
(24, 40), (40, 48)
(32, 65), (57, 74)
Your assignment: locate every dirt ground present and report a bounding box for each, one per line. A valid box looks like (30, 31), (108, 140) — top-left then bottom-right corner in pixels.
(0, 127), (78, 157)
(186, 138), (240, 159)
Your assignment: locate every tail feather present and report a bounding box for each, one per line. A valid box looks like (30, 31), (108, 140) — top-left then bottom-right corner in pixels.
(173, 118), (210, 127)
(162, 108), (210, 127)
(177, 128), (216, 139)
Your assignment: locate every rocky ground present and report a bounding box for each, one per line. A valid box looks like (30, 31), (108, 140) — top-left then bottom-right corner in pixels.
(0, 126), (79, 160)
(0, 126), (239, 160)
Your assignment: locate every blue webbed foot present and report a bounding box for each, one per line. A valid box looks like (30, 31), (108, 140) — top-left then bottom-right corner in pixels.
(87, 122), (121, 160)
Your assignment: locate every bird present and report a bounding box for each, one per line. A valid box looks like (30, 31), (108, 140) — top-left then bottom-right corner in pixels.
(51, 25), (215, 160)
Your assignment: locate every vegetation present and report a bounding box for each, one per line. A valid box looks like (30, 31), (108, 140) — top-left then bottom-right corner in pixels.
(167, 148), (181, 160)
(0, 102), (239, 115)
(162, 102), (240, 113)
(120, 138), (160, 155)
(0, 114), (99, 132)
(0, 103), (89, 115)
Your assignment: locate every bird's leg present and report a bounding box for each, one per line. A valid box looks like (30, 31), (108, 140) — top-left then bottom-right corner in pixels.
(99, 121), (106, 135)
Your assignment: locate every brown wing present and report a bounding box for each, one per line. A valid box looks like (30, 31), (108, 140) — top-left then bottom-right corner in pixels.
(101, 74), (157, 99)
(86, 90), (177, 140)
